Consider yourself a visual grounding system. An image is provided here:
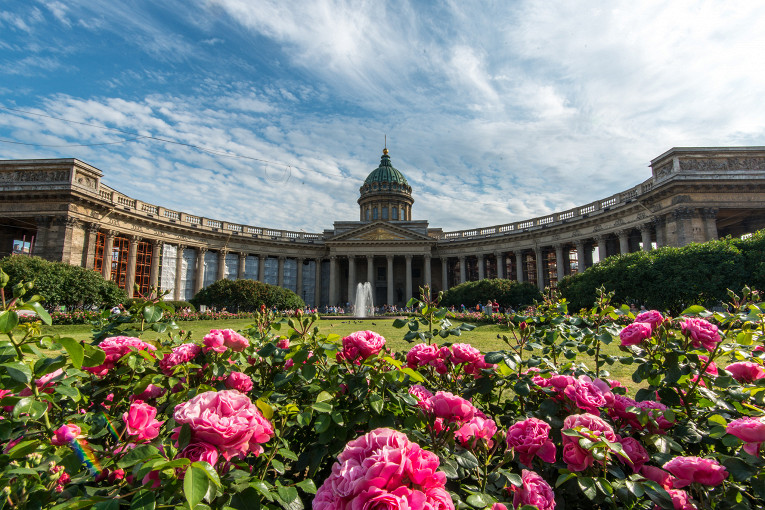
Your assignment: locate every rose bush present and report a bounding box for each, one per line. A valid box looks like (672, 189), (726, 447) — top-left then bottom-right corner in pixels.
(2, 277), (765, 509)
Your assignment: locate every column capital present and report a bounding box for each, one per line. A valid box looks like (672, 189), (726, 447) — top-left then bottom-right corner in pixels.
(127, 234), (142, 242)
(296, 256), (304, 263)
(366, 254), (374, 260)
(458, 255), (466, 261)
(386, 254), (394, 261)
(673, 207), (694, 220)
(87, 222), (101, 233)
(593, 234), (607, 243)
(405, 254), (413, 261)
(639, 222), (654, 233)
(177, 243), (186, 251)
(151, 238), (162, 248)
(219, 248), (229, 255)
(277, 255), (286, 261)
(330, 255), (338, 261)
(701, 207), (719, 219)
(423, 253), (431, 260)
(440, 256), (447, 262)
(239, 252), (247, 259)
(198, 246), (207, 254)
(616, 229), (630, 238)
(574, 239), (585, 248)
(494, 250), (502, 257)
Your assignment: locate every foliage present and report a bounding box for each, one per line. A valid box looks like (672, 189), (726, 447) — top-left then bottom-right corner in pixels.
(441, 278), (542, 310)
(3, 272), (765, 509)
(124, 298), (196, 313)
(557, 230), (765, 313)
(191, 278), (305, 312)
(0, 255), (127, 309)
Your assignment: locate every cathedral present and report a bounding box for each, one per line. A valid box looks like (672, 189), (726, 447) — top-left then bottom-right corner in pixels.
(0, 146), (764, 307)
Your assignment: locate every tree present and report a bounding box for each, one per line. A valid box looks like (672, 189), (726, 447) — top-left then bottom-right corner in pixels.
(190, 279), (305, 311)
(440, 279), (542, 309)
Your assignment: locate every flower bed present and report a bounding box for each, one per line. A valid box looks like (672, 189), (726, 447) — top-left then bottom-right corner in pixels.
(2, 281), (765, 509)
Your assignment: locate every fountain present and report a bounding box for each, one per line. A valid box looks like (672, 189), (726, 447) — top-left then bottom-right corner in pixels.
(353, 282), (375, 317)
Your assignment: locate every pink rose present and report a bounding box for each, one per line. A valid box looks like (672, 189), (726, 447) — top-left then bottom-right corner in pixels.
(454, 415), (498, 449)
(561, 413), (617, 472)
(640, 465), (675, 490)
(123, 401), (163, 442)
(450, 343), (482, 365)
(634, 310), (663, 330)
(726, 362), (765, 383)
(52, 424), (80, 446)
(336, 330), (386, 364)
(221, 329), (249, 352)
(425, 486), (454, 510)
(276, 337), (290, 349)
(619, 322), (652, 346)
(663, 456), (728, 488)
(203, 331), (227, 353)
(179, 440), (220, 466)
(532, 373), (575, 393)
(666, 489), (695, 510)
(159, 343), (202, 376)
(338, 428), (411, 465)
(408, 384), (434, 403)
(362, 444), (408, 489)
(354, 486), (427, 510)
(134, 384), (166, 401)
(506, 417), (556, 466)
(84, 336), (156, 377)
(680, 318), (721, 351)
(726, 416), (765, 455)
(618, 436), (649, 472)
(426, 391), (476, 423)
(406, 445), (445, 489)
(564, 375), (608, 414)
(225, 371), (254, 393)
(491, 505), (507, 510)
(512, 469), (555, 510)
(173, 390), (274, 460)
(407, 343), (440, 368)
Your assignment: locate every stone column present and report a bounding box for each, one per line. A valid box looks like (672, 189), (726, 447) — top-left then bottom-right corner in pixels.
(575, 241), (586, 272)
(405, 255), (413, 303)
(441, 257), (448, 291)
(329, 256), (338, 305)
(640, 224), (653, 251)
(555, 244), (565, 282)
(423, 254), (432, 289)
(83, 223), (100, 269)
(534, 248), (544, 291)
(149, 239), (161, 290)
(314, 258), (322, 306)
(277, 256), (285, 287)
(495, 252), (504, 279)
(238, 253), (246, 279)
(515, 252), (524, 283)
(296, 258), (304, 300)
(478, 255), (485, 280)
(125, 235), (141, 298)
(595, 235), (607, 263)
(347, 255), (356, 303)
(32, 216), (51, 259)
(258, 255), (266, 282)
(217, 250), (227, 281)
(386, 255), (394, 305)
(702, 208), (719, 242)
(654, 217), (667, 248)
(174, 244), (185, 300)
(458, 256), (466, 283)
(195, 247), (207, 294)
(367, 255), (374, 284)
(56, 217), (80, 266)
(617, 230), (630, 255)
(674, 207), (694, 247)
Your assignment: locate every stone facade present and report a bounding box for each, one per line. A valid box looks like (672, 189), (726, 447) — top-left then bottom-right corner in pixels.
(0, 146), (764, 307)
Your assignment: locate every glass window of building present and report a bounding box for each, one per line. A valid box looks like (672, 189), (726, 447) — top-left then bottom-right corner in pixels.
(392, 207), (398, 220)
(373, 207), (378, 220)
(382, 207), (388, 219)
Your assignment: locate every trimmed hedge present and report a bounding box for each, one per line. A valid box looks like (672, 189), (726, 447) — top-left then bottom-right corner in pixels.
(0, 256), (126, 309)
(124, 298), (196, 312)
(190, 278), (305, 312)
(557, 229), (765, 313)
(440, 278), (542, 309)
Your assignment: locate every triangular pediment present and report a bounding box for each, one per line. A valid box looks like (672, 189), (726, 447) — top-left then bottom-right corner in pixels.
(328, 221), (434, 243)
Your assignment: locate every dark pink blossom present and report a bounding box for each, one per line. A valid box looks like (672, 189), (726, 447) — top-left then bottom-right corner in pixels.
(620, 322), (652, 346)
(506, 417), (556, 466)
(680, 318), (722, 351)
(663, 456), (728, 488)
(159, 343), (201, 375)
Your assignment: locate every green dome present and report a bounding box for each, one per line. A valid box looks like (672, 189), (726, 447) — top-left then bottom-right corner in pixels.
(364, 150), (409, 186)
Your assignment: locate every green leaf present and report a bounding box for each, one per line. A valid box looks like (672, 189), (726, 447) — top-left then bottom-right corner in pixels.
(2, 361), (32, 383)
(277, 485), (300, 507)
(13, 397), (47, 420)
(369, 394), (384, 414)
(578, 477), (597, 500)
(58, 337), (85, 368)
(24, 301), (52, 325)
(250, 480), (274, 502)
(83, 344), (106, 368)
(680, 305), (707, 316)
(230, 487), (262, 510)
(400, 367), (425, 383)
(315, 390), (334, 402)
(184, 465), (210, 509)
(94, 500), (120, 510)
(142, 305), (163, 323)
(454, 450), (480, 470)
(296, 479), (317, 495)
(465, 494), (491, 508)
(7, 439), (40, 459)
(271, 459), (285, 475)
(130, 490), (156, 510)
(0, 310), (19, 333)
(312, 401), (333, 413)
(723, 457), (760, 482)
(392, 318), (409, 328)
(117, 445), (161, 468)
(191, 461), (222, 489)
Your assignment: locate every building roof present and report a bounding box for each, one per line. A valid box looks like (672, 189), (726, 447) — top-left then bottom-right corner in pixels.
(364, 149), (409, 187)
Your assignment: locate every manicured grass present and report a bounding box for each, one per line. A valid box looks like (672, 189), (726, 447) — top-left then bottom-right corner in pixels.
(39, 317), (633, 384)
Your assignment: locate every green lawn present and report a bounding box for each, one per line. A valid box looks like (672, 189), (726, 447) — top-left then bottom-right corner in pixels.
(40, 317), (633, 384)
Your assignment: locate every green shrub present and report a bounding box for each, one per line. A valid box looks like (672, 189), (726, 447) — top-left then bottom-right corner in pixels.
(124, 298), (196, 312)
(440, 278), (542, 309)
(191, 278), (305, 311)
(557, 230), (765, 313)
(0, 256), (126, 309)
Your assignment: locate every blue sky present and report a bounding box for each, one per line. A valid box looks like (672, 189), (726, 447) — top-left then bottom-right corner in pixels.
(2, 1), (765, 232)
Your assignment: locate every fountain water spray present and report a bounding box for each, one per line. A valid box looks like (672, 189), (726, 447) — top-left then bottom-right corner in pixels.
(354, 282), (374, 317)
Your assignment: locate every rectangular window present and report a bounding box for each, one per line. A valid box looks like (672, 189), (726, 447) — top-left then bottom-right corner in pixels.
(372, 207), (378, 220)
(377, 267), (386, 281)
(392, 208), (398, 220)
(382, 207), (388, 219)
(135, 241), (153, 295)
(12, 239), (31, 255)
(111, 237), (130, 289)
(94, 232), (105, 274)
